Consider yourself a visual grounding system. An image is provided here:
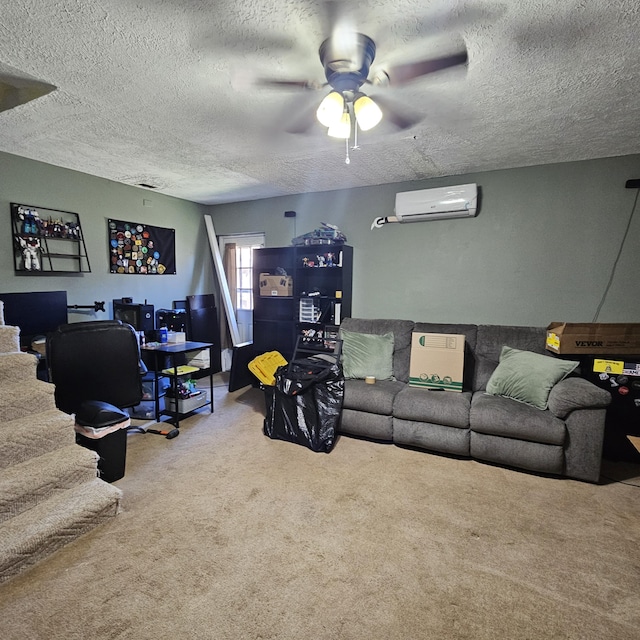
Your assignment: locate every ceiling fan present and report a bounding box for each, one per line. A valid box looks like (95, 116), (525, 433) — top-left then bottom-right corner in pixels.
(255, 29), (468, 143)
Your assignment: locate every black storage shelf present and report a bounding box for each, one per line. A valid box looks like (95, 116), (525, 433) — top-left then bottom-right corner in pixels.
(11, 202), (91, 274)
(253, 244), (352, 360)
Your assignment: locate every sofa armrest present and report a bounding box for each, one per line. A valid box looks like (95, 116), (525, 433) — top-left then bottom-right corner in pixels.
(548, 377), (611, 419)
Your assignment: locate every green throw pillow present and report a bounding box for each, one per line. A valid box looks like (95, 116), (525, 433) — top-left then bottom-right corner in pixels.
(340, 329), (394, 380)
(485, 346), (578, 410)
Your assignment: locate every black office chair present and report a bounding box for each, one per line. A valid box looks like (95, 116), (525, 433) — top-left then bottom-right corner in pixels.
(47, 320), (144, 482)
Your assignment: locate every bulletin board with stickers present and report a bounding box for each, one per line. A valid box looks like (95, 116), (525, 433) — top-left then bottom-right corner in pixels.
(108, 219), (176, 275)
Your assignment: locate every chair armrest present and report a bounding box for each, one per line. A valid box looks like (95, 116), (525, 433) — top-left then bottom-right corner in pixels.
(548, 376), (611, 418)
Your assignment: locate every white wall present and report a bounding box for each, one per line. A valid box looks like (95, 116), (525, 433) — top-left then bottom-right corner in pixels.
(209, 155), (640, 325)
(0, 152), (215, 322)
(2, 151), (639, 328)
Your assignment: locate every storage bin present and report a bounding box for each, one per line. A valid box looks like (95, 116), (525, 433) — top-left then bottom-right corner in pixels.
(129, 398), (164, 419)
(166, 391), (208, 414)
(249, 351), (288, 386)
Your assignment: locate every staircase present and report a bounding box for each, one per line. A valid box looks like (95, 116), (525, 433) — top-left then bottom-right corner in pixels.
(0, 301), (123, 584)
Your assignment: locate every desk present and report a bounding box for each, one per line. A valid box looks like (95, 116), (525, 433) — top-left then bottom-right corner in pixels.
(141, 341), (214, 428)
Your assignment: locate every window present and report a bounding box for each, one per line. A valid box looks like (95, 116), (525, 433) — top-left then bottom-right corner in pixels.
(218, 233), (264, 346)
(236, 243), (261, 310)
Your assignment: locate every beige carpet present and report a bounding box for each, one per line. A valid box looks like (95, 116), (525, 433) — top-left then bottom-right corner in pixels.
(1, 381), (639, 640)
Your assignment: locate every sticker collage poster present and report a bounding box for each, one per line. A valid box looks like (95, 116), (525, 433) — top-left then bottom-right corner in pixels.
(108, 219), (176, 275)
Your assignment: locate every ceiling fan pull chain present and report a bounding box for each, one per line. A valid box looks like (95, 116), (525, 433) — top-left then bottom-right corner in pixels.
(345, 137), (350, 165)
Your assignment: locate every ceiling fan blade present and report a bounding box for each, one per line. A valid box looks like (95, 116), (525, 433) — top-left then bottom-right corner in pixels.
(255, 78), (322, 91)
(282, 94), (324, 135)
(320, 0), (355, 37)
(383, 49), (468, 86)
(370, 94), (422, 131)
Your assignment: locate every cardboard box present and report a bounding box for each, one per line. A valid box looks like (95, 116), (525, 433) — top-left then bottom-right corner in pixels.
(259, 273), (293, 297)
(409, 333), (465, 392)
(628, 435), (640, 454)
(546, 322), (640, 355)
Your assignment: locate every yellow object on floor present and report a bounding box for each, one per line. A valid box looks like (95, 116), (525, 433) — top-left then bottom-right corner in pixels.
(249, 351), (288, 386)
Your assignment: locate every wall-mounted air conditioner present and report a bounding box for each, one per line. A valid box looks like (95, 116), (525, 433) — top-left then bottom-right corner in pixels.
(394, 183), (478, 222)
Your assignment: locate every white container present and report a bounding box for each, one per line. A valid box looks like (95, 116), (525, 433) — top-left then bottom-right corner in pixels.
(129, 398), (164, 419)
(166, 391), (208, 414)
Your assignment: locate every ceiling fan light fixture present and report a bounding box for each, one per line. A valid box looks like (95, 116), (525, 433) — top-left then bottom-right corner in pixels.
(354, 93), (382, 131)
(316, 90), (344, 127)
(327, 110), (351, 138)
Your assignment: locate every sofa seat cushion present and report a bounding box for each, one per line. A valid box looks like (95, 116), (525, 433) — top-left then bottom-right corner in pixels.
(394, 418), (471, 456)
(394, 387), (472, 429)
(343, 379), (405, 416)
(471, 392), (566, 446)
(471, 432), (564, 476)
(340, 409), (393, 441)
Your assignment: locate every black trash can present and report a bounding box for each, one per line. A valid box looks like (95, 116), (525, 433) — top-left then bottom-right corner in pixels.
(74, 400), (130, 482)
(263, 354), (344, 453)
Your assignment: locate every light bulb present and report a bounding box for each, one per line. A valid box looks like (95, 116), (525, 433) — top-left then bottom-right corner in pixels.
(354, 94), (382, 131)
(316, 91), (344, 127)
(328, 111), (351, 138)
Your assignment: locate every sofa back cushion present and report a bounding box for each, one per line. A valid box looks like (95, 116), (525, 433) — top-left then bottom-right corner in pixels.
(340, 318), (415, 383)
(413, 323), (478, 392)
(475, 325), (547, 391)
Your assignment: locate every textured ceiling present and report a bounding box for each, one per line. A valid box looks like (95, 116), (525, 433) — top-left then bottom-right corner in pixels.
(0, 0), (639, 204)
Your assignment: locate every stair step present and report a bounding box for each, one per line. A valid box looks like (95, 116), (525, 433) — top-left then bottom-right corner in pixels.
(0, 352), (39, 386)
(0, 409), (76, 470)
(0, 378), (58, 423)
(0, 324), (20, 354)
(0, 444), (99, 523)
(0, 478), (122, 584)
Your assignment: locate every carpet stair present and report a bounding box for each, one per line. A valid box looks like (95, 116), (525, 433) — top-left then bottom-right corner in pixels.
(0, 444), (101, 523)
(0, 323), (20, 353)
(0, 377), (59, 423)
(0, 409), (76, 470)
(0, 300), (123, 584)
(0, 478), (122, 584)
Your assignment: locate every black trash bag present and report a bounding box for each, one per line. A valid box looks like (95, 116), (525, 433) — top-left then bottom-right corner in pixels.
(264, 356), (344, 453)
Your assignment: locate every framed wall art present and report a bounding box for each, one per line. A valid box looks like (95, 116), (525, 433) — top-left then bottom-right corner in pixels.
(108, 219), (176, 275)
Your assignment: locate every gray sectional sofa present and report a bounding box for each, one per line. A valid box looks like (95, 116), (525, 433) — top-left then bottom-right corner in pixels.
(339, 318), (612, 483)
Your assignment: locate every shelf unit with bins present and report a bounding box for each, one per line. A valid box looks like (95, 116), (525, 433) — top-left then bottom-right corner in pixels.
(252, 244), (352, 360)
(140, 341), (214, 428)
(11, 202), (91, 274)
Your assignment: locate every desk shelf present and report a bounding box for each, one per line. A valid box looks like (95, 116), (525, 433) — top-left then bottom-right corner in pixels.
(141, 341), (214, 428)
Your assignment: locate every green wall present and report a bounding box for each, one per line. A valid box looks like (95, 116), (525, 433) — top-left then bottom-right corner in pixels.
(209, 154), (640, 325)
(2, 150), (639, 328)
(0, 152), (214, 323)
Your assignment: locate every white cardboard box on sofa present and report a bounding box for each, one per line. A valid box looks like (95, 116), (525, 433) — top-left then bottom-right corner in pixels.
(409, 333), (465, 392)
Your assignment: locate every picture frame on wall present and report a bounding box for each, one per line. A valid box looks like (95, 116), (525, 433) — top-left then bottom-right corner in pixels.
(108, 218), (176, 275)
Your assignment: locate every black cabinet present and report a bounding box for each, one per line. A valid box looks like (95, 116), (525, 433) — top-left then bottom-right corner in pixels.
(253, 244), (352, 360)
(11, 203), (90, 273)
(578, 355), (640, 463)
